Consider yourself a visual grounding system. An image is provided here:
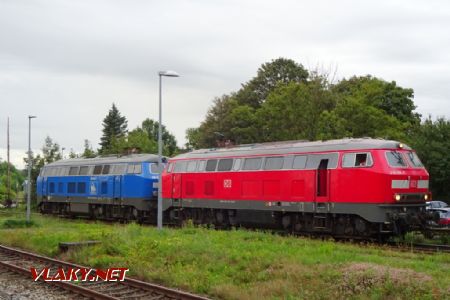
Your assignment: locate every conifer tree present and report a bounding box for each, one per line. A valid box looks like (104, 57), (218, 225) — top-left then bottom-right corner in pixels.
(100, 103), (128, 154)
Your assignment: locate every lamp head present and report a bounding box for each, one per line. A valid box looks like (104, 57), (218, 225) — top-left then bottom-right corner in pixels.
(158, 70), (180, 77)
(28, 115), (37, 119)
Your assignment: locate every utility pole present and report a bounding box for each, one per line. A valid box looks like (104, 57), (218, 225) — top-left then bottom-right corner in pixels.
(27, 116), (36, 222)
(6, 117), (11, 207)
(157, 70), (179, 229)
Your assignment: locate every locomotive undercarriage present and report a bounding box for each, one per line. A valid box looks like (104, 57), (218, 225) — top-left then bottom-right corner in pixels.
(39, 201), (155, 224)
(39, 197), (430, 239)
(164, 202), (430, 239)
(165, 207), (388, 238)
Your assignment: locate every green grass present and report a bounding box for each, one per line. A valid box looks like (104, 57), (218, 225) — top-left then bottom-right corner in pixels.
(0, 212), (448, 299)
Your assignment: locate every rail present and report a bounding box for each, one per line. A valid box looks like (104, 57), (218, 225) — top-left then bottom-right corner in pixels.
(0, 244), (210, 300)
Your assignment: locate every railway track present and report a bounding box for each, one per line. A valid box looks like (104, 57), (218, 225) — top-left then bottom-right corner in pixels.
(0, 244), (210, 300)
(385, 242), (450, 254)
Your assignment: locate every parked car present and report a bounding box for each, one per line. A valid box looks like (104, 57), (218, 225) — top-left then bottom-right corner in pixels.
(427, 208), (450, 227)
(436, 208), (450, 227)
(426, 201), (448, 210)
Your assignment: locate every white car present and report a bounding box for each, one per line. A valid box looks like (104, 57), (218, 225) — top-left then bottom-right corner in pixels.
(426, 201), (448, 210)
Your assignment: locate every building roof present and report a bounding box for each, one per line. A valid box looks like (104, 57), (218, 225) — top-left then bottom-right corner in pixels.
(173, 138), (410, 160)
(45, 154), (162, 167)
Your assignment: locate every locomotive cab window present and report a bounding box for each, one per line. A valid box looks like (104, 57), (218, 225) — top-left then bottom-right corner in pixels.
(385, 151), (407, 168)
(342, 153), (373, 168)
(406, 152), (424, 168)
(217, 159), (233, 171)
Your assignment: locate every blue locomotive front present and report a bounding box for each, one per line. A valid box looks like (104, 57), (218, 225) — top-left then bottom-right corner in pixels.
(37, 154), (164, 222)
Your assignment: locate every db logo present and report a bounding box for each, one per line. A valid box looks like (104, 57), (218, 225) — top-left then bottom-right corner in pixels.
(223, 179), (232, 188)
(410, 180), (418, 188)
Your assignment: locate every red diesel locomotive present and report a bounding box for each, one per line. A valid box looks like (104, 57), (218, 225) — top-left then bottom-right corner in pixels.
(162, 138), (431, 238)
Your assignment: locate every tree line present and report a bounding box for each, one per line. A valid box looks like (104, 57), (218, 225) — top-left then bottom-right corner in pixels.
(185, 58), (450, 200)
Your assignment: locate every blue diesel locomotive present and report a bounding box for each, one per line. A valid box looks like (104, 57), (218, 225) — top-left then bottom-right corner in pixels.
(37, 154), (165, 222)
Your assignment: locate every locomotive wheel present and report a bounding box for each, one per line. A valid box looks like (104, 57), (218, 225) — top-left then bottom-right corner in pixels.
(354, 218), (368, 235)
(215, 210), (225, 224)
(282, 214), (292, 230)
(228, 210), (237, 227)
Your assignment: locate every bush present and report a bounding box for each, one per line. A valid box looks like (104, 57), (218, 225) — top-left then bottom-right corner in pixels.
(1, 219), (38, 229)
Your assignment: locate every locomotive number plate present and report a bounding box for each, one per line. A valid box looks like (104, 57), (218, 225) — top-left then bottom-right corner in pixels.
(223, 179), (232, 188)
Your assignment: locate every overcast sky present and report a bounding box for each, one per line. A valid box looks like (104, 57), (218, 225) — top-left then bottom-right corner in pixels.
(1, 0), (450, 168)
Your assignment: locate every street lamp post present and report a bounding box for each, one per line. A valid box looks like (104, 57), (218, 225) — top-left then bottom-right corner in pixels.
(27, 115), (36, 222)
(157, 70), (179, 230)
(61, 147), (65, 160)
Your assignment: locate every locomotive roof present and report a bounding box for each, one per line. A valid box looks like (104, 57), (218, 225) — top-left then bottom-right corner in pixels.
(174, 138), (411, 160)
(45, 154), (161, 167)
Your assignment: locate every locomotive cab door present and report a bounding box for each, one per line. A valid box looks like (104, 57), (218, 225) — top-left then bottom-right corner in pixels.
(315, 159), (330, 204)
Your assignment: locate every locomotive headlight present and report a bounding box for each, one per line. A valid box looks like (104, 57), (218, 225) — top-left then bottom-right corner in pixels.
(424, 194), (429, 201)
(395, 194), (401, 201)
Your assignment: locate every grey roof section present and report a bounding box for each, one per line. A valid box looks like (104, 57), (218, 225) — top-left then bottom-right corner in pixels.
(174, 138), (411, 160)
(45, 154), (163, 167)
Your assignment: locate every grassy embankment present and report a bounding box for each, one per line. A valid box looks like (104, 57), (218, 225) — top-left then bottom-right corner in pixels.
(0, 210), (448, 299)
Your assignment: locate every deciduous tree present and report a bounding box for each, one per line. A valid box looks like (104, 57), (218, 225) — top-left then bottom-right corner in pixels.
(235, 58), (309, 108)
(411, 117), (450, 200)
